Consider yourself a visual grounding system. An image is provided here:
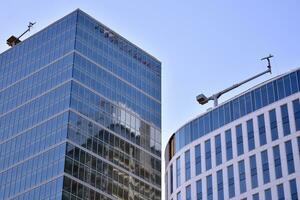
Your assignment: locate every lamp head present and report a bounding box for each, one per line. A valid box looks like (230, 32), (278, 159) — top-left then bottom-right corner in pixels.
(196, 94), (208, 105)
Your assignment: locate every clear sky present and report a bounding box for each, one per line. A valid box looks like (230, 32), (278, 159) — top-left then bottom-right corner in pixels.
(1, 0), (300, 198)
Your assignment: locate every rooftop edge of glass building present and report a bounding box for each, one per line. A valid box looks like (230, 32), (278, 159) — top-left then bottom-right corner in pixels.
(165, 67), (300, 200)
(165, 67), (300, 163)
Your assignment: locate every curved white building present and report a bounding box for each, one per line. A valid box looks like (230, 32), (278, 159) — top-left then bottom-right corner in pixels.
(165, 68), (300, 200)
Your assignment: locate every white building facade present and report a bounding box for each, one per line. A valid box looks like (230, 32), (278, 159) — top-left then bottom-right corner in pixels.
(165, 68), (300, 200)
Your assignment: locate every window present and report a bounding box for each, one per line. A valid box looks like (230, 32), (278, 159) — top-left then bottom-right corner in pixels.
(298, 137), (300, 161)
(176, 157), (181, 188)
(217, 170), (224, 200)
(170, 164), (173, 194)
(250, 155), (258, 189)
(293, 99), (300, 131)
(277, 184), (285, 200)
(273, 145), (282, 179)
(215, 135), (222, 166)
(238, 160), (246, 194)
(269, 109), (278, 141)
(267, 82), (275, 104)
(177, 192), (181, 200)
(227, 165), (235, 198)
(261, 150), (270, 184)
(285, 140), (295, 174)
(185, 150), (191, 181)
(290, 72), (298, 93)
(165, 172), (168, 199)
(258, 114), (267, 146)
(281, 104), (291, 135)
(225, 129), (233, 161)
(186, 185), (191, 200)
(196, 179), (202, 200)
(265, 188), (272, 199)
(289, 179), (298, 200)
(205, 140), (211, 170)
(195, 144), (201, 175)
(236, 124), (244, 156)
(277, 78), (285, 99)
(247, 119), (255, 151)
(252, 193), (259, 200)
(206, 175), (213, 200)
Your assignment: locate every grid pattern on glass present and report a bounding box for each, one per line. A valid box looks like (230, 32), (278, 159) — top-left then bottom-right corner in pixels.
(281, 104), (291, 136)
(65, 143), (160, 200)
(261, 150), (270, 184)
(196, 179), (202, 200)
(250, 155), (258, 189)
(285, 140), (295, 174)
(225, 129), (233, 161)
(73, 53), (161, 128)
(292, 99), (300, 131)
(227, 165), (235, 198)
(70, 81), (161, 156)
(67, 111), (161, 186)
(205, 140), (212, 170)
(195, 144), (201, 175)
(236, 124), (244, 156)
(0, 82), (71, 141)
(0, 144), (66, 199)
(238, 160), (246, 194)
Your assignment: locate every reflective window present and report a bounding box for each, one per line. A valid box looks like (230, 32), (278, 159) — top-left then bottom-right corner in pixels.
(265, 188), (272, 199)
(269, 109), (278, 141)
(238, 160), (246, 194)
(227, 165), (235, 198)
(196, 179), (202, 200)
(273, 145), (282, 179)
(225, 129), (233, 161)
(250, 155), (258, 189)
(281, 104), (291, 136)
(261, 150), (270, 184)
(215, 134), (222, 166)
(258, 114), (267, 146)
(205, 140), (212, 170)
(177, 191), (181, 200)
(277, 183), (285, 200)
(176, 157), (181, 188)
(185, 150), (191, 181)
(217, 170), (224, 200)
(247, 119), (255, 151)
(298, 137), (300, 161)
(289, 179), (298, 200)
(277, 78), (285, 99)
(186, 185), (191, 200)
(236, 124), (244, 156)
(195, 144), (201, 175)
(285, 140), (295, 174)
(252, 193), (259, 200)
(292, 99), (300, 131)
(206, 175), (213, 200)
(170, 164), (173, 194)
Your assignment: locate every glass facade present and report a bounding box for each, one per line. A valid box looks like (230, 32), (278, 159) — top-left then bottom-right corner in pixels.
(0, 9), (161, 200)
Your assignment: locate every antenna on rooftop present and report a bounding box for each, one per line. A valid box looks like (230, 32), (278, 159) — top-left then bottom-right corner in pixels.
(196, 54), (274, 107)
(7, 22), (36, 47)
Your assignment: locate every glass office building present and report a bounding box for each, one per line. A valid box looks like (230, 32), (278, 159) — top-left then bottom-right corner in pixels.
(0, 9), (161, 200)
(165, 68), (300, 200)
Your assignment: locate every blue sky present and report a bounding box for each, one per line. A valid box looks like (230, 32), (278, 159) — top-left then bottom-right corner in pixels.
(1, 0), (300, 197)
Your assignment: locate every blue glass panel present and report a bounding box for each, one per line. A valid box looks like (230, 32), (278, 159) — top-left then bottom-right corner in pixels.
(239, 95), (246, 117)
(293, 99), (300, 131)
(217, 170), (224, 200)
(245, 93), (253, 114)
(261, 85), (268, 106)
(277, 78), (285, 99)
(254, 88), (262, 109)
(277, 184), (285, 200)
(196, 180), (202, 200)
(269, 109), (278, 141)
(290, 179), (298, 200)
(267, 82), (275, 104)
(290, 72), (298, 93)
(284, 75), (292, 96)
(225, 129), (233, 161)
(205, 140), (212, 170)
